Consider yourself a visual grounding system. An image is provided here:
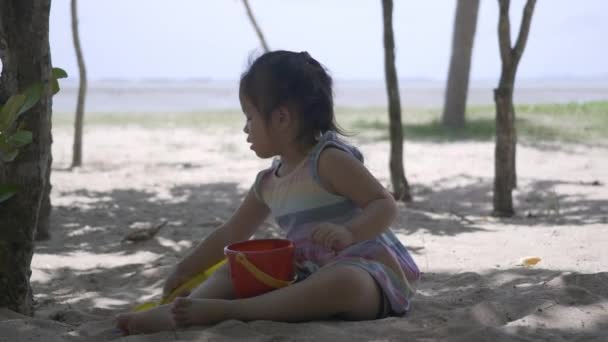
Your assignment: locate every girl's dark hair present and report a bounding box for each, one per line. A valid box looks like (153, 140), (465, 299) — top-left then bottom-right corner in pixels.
(239, 50), (346, 145)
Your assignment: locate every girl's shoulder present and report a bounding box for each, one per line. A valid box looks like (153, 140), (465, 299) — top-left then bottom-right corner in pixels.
(252, 158), (280, 202)
(252, 132), (363, 203)
(310, 131), (364, 182)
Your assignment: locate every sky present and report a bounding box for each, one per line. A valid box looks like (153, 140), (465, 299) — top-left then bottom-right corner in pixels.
(47, 0), (608, 82)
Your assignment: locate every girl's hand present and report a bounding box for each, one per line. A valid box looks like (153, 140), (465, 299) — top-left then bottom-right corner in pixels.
(311, 222), (355, 252)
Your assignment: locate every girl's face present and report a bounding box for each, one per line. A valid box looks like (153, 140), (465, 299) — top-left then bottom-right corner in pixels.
(241, 98), (276, 159)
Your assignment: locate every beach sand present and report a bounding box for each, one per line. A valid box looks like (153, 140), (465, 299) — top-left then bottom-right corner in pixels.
(1, 126), (607, 341)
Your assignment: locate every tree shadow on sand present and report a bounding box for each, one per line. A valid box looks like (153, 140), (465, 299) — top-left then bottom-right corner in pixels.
(391, 175), (607, 237)
(31, 175), (607, 334)
(409, 268), (608, 341)
(33, 182), (282, 318)
(28, 265), (608, 341)
(40, 183), (284, 256)
(35, 179), (436, 320)
(516, 179), (607, 226)
(40, 183), (244, 256)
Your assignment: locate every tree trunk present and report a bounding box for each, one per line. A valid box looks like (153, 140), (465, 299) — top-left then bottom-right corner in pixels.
(442, 0), (480, 129)
(0, 0), (53, 315)
(242, 0), (270, 52)
(381, 0), (411, 202)
(493, 86), (515, 216)
(70, 0), (86, 168)
(493, 0), (536, 216)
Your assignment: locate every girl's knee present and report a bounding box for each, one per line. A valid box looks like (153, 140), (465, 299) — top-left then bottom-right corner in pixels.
(326, 265), (376, 295)
(188, 262), (234, 299)
(211, 262), (231, 280)
(325, 266), (382, 319)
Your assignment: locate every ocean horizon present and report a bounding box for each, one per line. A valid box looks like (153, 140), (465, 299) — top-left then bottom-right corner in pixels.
(52, 78), (608, 114)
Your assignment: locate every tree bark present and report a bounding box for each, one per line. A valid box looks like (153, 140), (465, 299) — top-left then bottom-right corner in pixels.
(35, 159), (51, 241)
(0, 0), (53, 315)
(442, 0), (480, 128)
(493, 0), (536, 216)
(70, 0), (86, 168)
(381, 0), (411, 202)
(493, 87), (515, 215)
(242, 0), (270, 52)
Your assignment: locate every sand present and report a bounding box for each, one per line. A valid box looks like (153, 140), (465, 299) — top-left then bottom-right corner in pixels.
(1, 126), (607, 341)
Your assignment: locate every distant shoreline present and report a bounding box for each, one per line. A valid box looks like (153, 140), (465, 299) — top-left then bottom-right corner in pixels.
(53, 79), (608, 113)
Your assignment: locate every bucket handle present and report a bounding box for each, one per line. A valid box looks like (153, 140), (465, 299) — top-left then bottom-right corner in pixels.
(235, 252), (295, 289)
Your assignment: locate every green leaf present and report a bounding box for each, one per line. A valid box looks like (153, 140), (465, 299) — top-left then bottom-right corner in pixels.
(51, 78), (60, 95)
(50, 67), (68, 95)
(18, 83), (43, 116)
(0, 94), (26, 133)
(0, 137), (18, 162)
(0, 149), (19, 162)
(52, 67), (68, 79)
(7, 130), (32, 148)
(0, 184), (19, 203)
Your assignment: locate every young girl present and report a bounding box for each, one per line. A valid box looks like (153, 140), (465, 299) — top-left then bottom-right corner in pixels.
(116, 50), (420, 334)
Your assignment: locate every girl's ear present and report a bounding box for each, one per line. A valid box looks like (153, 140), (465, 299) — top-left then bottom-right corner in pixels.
(275, 106), (292, 129)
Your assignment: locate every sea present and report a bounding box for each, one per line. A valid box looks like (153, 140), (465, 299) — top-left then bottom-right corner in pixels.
(52, 78), (608, 114)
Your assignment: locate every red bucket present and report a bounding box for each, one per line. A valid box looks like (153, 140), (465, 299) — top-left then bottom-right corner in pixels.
(224, 239), (295, 298)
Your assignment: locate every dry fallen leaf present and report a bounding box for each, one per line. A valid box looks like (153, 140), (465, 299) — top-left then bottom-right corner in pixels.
(123, 220), (167, 242)
(519, 256), (542, 267)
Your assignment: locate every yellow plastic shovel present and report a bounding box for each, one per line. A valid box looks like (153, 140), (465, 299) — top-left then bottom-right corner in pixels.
(133, 259), (227, 312)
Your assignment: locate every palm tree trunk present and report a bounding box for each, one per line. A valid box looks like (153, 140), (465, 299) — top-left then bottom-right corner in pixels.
(381, 0), (411, 202)
(0, 0), (53, 315)
(493, 0), (536, 216)
(242, 0), (270, 52)
(442, 0), (480, 128)
(70, 0), (87, 168)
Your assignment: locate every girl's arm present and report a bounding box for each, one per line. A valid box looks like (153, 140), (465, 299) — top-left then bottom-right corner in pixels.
(173, 188), (270, 279)
(315, 148), (397, 244)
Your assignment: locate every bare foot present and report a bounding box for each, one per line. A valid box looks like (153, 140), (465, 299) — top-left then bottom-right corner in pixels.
(171, 297), (231, 327)
(114, 306), (175, 335)
(114, 313), (134, 335)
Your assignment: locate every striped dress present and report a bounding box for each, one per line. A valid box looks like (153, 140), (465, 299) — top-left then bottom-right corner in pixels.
(253, 131), (420, 315)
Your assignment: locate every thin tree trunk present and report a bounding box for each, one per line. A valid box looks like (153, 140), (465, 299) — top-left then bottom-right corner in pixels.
(70, 0), (86, 168)
(493, 0), (536, 216)
(242, 0), (270, 52)
(442, 0), (480, 128)
(494, 87), (515, 215)
(381, 0), (411, 202)
(0, 0), (53, 315)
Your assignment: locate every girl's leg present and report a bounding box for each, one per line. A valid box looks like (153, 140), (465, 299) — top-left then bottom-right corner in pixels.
(172, 264), (382, 326)
(186, 262), (236, 299)
(116, 262), (234, 334)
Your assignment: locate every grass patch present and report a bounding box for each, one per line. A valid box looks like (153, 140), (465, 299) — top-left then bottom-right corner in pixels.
(347, 101), (608, 143)
(350, 118), (497, 141)
(53, 101), (608, 144)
